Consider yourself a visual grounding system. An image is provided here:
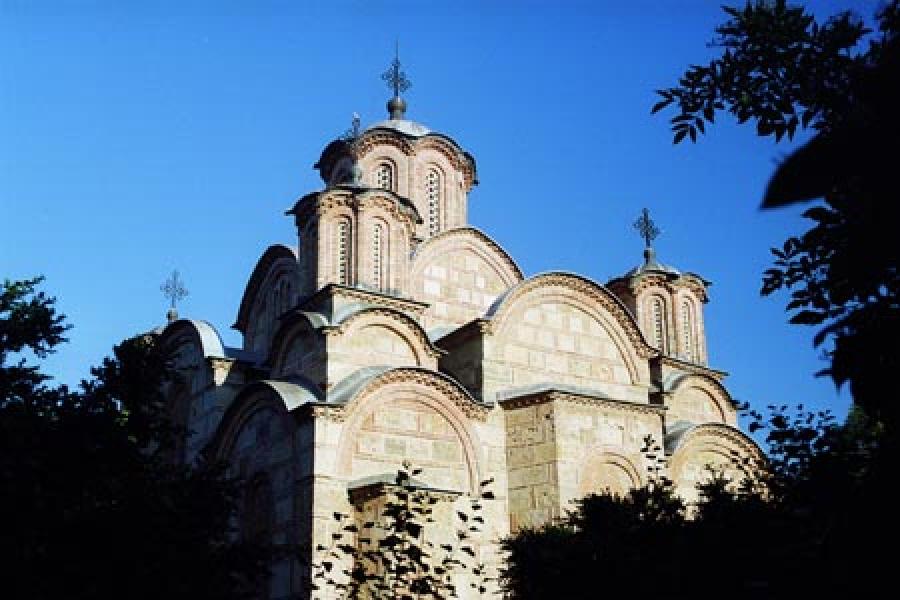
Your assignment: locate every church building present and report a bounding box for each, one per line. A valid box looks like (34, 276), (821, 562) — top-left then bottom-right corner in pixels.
(158, 57), (762, 598)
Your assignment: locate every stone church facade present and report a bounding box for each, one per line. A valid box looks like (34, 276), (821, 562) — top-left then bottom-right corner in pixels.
(158, 83), (761, 598)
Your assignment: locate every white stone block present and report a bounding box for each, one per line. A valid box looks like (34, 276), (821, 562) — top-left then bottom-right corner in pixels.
(424, 279), (441, 296)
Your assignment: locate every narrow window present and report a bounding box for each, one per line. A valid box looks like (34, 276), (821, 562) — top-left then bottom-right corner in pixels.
(681, 301), (694, 361)
(376, 163), (393, 191)
(373, 223), (386, 291)
(651, 297), (665, 351)
(426, 168), (441, 237)
(337, 220), (351, 285)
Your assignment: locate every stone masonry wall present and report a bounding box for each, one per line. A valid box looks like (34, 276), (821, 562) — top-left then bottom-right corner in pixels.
(503, 395), (665, 532)
(414, 249), (509, 331)
(504, 401), (559, 531)
(485, 301), (644, 404)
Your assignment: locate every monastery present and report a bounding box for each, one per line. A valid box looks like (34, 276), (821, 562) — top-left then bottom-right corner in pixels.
(158, 57), (761, 598)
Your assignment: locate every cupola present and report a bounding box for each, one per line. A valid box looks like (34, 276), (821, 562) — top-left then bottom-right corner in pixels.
(312, 50), (478, 243)
(607, 209), (711, 365)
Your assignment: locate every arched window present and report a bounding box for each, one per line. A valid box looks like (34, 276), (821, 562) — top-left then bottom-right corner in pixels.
(301, 222), (316, 295)
(372, 222), (388, 291)
(425, 168), (441, 237)
(375, 162), (394, 191)
(650, 297), (666, 352)
(681, 301), (694, 361)
(337, 219), (351, 285)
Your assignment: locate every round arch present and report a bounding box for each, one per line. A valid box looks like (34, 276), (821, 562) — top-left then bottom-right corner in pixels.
(410, 226), (523, 286)
(666, 423), (764, 499)
(210, 379), (317, 463)
(268, 311), (326, 377)
(234, 245), (298, 334)
(486, 272), (653, 385)
(665, 373), (737, 426)
(333, 306), (444, 367)
(578, 450), (644, 497)
(332, 367), (486, 495)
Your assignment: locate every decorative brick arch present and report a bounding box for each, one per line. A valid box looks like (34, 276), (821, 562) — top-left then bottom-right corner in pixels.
(359, 146), (408, 194)
(666, 373), (737, 426)
(269, 312), (326, 379)
(667, 423), (763, 501)
(209, 380), (314, 464)
(234, 245), (299, 335)
(334, 368), (488, 495)
(486, 273), (655, 385)
(410, 227), (523, 286)
(578, 450), (644, 497)
(332, 307), (444, 367)
(412, 136), (477, 190)
(409, 227), (523, 328)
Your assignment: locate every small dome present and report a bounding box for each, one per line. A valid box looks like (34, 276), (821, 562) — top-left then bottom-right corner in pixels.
(624, 247), (681, 278)
(365, 118), (431, 137)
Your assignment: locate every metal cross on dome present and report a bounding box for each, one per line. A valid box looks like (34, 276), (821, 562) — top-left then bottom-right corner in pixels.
(633, 208), (661, 248)
(381, 42), (411, 97)
(161, 269), (189, 310)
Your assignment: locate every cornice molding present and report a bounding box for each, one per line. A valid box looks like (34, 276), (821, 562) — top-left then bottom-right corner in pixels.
(309, 367), (490, 423)
(499, 388), (665, 417)
(658, 355), (727, 381)
(301, 283), (430, 317)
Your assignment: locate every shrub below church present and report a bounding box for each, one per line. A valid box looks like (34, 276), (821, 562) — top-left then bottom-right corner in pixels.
(0, 277), (270, 600)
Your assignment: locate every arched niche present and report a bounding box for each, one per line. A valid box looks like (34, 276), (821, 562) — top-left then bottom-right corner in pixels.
(212, 381), (310, 467)
(578, 451), (643, 498)
(667, 423), (763, 504)
(358, 140), (411, 197)
(332, 307), (441, 371)
(234, 245), (300, 356)
(157, 319), (227, 453)
(409, 227), (523, 329)
(334, 368), (485, 495)
(209, 381), (312, 593)
(269, 313), (327, 385)
(666, 374), (736, 426)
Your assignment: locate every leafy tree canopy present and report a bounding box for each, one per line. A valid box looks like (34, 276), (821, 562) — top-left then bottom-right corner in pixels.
(653, 0), (900, 431)
(501, 406), (886, 599)
(0, 277), (268, 600)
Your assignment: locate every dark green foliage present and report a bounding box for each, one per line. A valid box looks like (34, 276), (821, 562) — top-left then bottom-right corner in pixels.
(653, 0), (900, 433)
(0, 277), (70, 407)
(310, 462), (492, 599)
(501, 409), (891, 599)
(652, 0), (871, 147)
(0, 278), (269, 600)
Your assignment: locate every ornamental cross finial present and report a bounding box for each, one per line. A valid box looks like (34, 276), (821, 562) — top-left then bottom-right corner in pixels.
(633, 208), (660, 248)
(342, 112), (361, 141)
(161, 270), (188, 322)
(381, 41), (411, 98)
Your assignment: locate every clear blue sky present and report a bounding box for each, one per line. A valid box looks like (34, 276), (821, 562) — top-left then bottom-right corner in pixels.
(2, 0), (877, 422)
